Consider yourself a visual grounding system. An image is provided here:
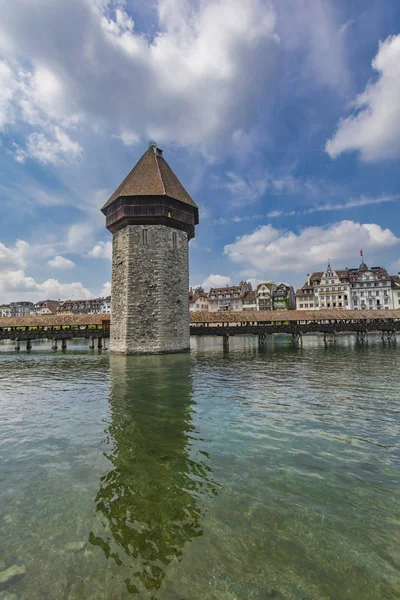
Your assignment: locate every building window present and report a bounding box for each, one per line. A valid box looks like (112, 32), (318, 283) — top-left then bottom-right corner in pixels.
(142, 228), (148, 246)
(172, 231), (177, 248)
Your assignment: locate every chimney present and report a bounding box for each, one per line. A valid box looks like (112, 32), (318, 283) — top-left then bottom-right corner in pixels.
(307, 273), (310, 286)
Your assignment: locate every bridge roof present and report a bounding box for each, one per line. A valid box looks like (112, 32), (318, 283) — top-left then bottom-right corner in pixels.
(190, 309), (400, 323)
(0, 314), (111, 328)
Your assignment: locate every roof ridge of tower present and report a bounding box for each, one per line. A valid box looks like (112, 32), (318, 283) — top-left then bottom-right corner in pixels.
(101, 145), (197, 210)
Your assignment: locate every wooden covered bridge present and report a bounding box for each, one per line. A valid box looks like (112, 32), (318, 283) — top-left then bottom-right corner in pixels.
(0, 309), (399, 351)
(190, 309), (400, 347)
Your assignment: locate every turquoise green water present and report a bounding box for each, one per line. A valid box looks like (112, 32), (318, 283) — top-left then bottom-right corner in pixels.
(0, 336), (399, 599)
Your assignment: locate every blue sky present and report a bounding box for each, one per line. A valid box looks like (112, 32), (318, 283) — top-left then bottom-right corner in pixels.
(0, 0), (399, 301)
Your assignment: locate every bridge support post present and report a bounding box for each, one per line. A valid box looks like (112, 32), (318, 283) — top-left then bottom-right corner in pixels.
(223, 334), (229, 350)
(15, 339), (20, 352)
(26, 339), (32, 352)
(61, 339), (67, 351)
(51, 338), (58, 351)
(292, 333), (302, 346)
(258, 333), (267, 348)
(324, 332), (335, 345)
(89, 336), (95, 350)
(98, 337), (103, 350)
(357, 331), (368, 345)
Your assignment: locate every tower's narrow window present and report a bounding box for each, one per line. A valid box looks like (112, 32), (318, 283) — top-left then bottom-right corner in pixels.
(143, 228), (148, 246)
(172, 231), (177, 249)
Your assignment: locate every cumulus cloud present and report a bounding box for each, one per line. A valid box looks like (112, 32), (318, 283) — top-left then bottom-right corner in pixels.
(88, 241), (112, 260)
(326, 34), (400, 161)
(48, 255), (76, 269)
(0, 269), (92, 303)
(201, 274), (232, 290)
(224, 221), (399, 275)
(0, 0), (279, 159)
(0, 239), (29, 269)
(67, 222), (95, 253)
(100, 281), (111, 297)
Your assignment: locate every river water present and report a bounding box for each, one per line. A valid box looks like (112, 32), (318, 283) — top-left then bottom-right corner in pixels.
(0, 335), (399, 599)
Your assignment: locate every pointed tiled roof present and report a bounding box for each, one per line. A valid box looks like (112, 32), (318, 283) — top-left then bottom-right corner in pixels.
(102, 146), (197, 210)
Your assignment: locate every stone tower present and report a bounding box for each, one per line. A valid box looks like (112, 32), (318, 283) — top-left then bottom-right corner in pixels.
(101, 143), (199, 355)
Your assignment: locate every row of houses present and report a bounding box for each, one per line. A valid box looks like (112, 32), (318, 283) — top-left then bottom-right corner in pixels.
(190, 260), (400, 313)
(0, 297), (111, 317)
(295, 261), (400, 311)
(189, 281), (296, 312)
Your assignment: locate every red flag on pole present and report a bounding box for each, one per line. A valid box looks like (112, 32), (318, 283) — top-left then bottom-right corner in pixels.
(360, 249), (363, 257)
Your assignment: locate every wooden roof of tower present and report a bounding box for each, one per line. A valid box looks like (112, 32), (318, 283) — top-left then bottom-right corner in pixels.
(102, 145), (198, 211)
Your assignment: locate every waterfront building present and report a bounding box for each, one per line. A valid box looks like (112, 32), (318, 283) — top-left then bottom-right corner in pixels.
(31, 300), (59, 316)
(349, 261), (393, 309)
(58, 297), (105, 315)
(273, 283), (296, 310)
(208, 281), (252, 312)
(189, 289), (209, 312)
(0, 304), (11, 317)
(296, 273), (322, 310)
(314, 264), (351, 309)
(242, 290), (257, 311)
(101, 142), (199, 354)
(391, 275), (400, 308)
(256, 282), (277, 310)
(10, 301), (34, 317)
(100, 296), (111, 314)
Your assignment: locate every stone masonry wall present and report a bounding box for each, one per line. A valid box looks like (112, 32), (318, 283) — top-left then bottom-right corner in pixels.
(110, 224), (190, 354)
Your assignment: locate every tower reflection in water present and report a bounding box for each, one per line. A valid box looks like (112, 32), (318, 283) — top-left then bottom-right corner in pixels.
(89, 354), (216, 595)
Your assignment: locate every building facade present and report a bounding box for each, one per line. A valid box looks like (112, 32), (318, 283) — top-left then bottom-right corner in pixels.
(273, 283), (296, 310)
(31, 300), (59, 315)
(208, 281), (252, 312)
(242, 290), (257, 310)
(189, 289), (209, 312)
(101, 296), (111, 314)
(314, 265), (351, 309)
(58, 298), (105, 315)
(349, 262), (393, 309)
(296, 260), (398, 310)
(101, 143), (199, 354)
(10, 302), (34, 317)
(0, 305), (11, 317)
(255, 282), (276, 311)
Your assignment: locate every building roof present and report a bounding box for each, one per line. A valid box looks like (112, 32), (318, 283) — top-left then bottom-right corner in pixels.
(102, 145), (197, 210)
(243, 291), (256, 302)
(209, 286), (241, 295)
(189, 291), (208, 304)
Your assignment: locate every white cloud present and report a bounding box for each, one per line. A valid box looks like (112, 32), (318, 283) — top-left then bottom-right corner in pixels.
(201, 274), (232, 290)
(326, 34), (400, 161)
(0, 239), (29, 269)
(0, 0), (279, 158)
(88, 240), (112, 260)
(48, 255), (76, 269)
(116, 129), (140, 146)
(100, 281), (111, 297)
(0, 269), (92, 303)
(224, 221), (399, 275)
(67, 222), (95, 253)
(221, 171), (269, 205)
(23, 127), (83, 165)
(272, 0), (351, 92)
(0, 60), (16, 130)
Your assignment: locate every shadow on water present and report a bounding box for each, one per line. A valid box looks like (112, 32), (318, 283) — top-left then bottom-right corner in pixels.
(89, 353), (217, 596)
